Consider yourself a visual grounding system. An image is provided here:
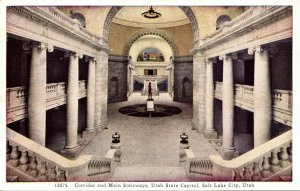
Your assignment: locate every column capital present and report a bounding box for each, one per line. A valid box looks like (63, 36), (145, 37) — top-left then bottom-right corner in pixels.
(31, 42), (54, 52)
(248, 46), (264, 55)
(231, 52), (239, 60)
(70, 52), (83, 59)
(205, 57), (217, 64)
(84, 56), (96, 63)
(219, 54), (232, 61)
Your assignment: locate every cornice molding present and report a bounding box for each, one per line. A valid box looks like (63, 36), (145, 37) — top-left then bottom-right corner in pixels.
(7, 6), (110, 54)
(194, 6), (292, 53)
(173, 56), (193, 63)
(108, 54), (128, 62)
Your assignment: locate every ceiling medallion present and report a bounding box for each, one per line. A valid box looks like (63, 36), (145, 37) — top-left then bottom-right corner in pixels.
(141, 6), (161, 19)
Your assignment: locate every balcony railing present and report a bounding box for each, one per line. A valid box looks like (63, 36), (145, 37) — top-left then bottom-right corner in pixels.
(134, 75), (168, 83)
(214, 82), (292, 126)
(6, 80), (86, 124)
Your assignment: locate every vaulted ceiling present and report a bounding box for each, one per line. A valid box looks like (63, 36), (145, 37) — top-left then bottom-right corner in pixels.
(113, 6), (190, 28)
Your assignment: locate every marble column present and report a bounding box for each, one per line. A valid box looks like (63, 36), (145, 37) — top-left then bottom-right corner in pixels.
(85, 58), (96, 132)
(28, 42), (49, 146)
(64, 53), (81, 151)
(220, 54), (238, 160)
(204, 59), (217, 139)
(250, 46), (272, 147)
(192, 51), (206, 133)
(95, 50), (109, 131)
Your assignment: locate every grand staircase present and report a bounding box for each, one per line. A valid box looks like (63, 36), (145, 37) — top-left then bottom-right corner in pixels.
(6, 126), (292, 182)
(134, 75), (168, 96)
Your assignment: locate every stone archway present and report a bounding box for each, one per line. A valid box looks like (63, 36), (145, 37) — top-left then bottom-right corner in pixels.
(102, 6), (205, 134)
(123, 28), (179, 57)
(102, 6), (200, 43)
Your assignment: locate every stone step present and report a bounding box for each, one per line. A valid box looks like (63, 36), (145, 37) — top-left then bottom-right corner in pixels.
(110, 166), (190, 181)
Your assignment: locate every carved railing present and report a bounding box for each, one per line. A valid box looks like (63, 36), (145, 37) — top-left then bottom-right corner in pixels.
(133, 75), (145, 84)
(38, 7), (103, 44)
(6, 128), (92, 182)
(6, 80), (86, 124)
(179, 148), (214, 181)
(134, 75), (168, 83)
(7, 128), (118, 182)
(86, 148), (119, 181)
(87, 159), (111, 176)
(214, 82), (292, 126)
(209, 130), (292, 181)
(190, 159), (213, 176)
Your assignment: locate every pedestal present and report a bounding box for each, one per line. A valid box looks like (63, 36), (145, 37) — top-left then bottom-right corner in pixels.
(147, 99), (155, 112)
(179, 143), (190, 163)
(111, 143), (122, 162)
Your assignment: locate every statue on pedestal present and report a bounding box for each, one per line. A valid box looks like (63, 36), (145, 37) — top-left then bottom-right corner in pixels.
(148, 82), (152, 100)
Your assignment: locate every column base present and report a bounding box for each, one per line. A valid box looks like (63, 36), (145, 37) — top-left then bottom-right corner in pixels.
(96, 126), (104, 133)
(203, 130), (218, 139)
(100, 118), (109, 130)
(61, 145), (80, 159)
(220, 146), (239, 160)
(191, 119), (198, 130)
(196, 125), (204, 134)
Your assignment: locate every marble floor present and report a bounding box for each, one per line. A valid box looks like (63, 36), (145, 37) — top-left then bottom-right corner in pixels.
(81, 93), (219, 172)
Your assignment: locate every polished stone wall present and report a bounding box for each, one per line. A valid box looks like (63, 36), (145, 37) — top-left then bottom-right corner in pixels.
(108, 55), (128, 103)
(173, 56), (193, 103)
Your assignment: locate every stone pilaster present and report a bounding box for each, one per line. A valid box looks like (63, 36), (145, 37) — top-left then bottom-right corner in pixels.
(204, 58), (218, 139)
(28, 42), (52, 146)
(95, 50), (109, 131)
(86, 58), (96, 132)
(64, 52), (82, 152)
(220, 54), (238, 160)
(192, 52), (206, 133)
(249, 46), (272, 147)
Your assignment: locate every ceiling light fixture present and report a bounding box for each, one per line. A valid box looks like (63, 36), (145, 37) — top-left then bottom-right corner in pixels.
(141, 6), (161, 19)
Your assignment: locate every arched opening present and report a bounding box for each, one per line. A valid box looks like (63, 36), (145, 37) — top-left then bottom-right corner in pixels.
(102, 6), (200, 168)
(123, 28), (179, 56)
(70, 12), (86, 28)
(182, 77), (191, 97)
(109, 77), (119, 98)
(216, 15), (231, 30)
(128, 35), (173, 95)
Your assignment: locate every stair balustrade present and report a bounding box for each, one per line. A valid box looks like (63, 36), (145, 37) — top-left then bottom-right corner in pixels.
(7, 127), (92, 181)
(7, 128), (119, 182)
(209, 130), (292, 181)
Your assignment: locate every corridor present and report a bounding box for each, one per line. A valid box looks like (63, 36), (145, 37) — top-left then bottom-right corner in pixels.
(81, 93), (219, 178)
